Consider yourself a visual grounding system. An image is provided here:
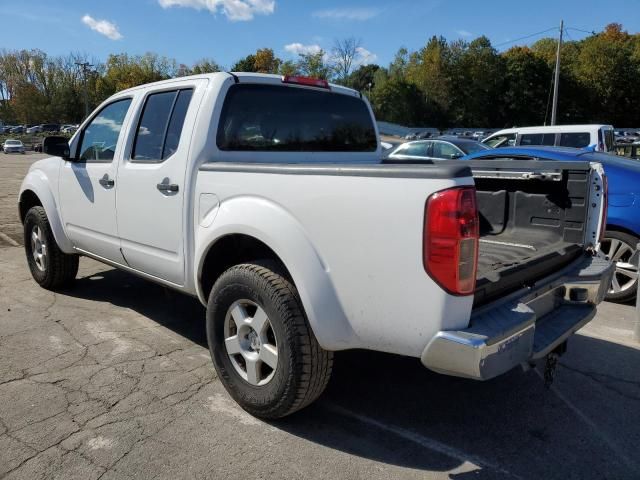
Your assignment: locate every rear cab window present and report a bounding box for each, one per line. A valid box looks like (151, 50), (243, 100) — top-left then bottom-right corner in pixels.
(216, 84), (377, 154)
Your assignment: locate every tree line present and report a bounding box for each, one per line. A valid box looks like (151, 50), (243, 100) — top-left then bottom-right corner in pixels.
(1, 23), (638, 128)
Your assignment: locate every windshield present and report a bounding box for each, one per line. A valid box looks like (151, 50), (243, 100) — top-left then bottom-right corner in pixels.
(217, 84), (377, 152)
(6, 140), (20, 145)
(459, 142), (490, 154)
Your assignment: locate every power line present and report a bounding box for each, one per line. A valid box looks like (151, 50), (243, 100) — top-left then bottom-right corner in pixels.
(566, 27), (597, 36)
(563, 27), (576, 43)
(494, 27), (558, 48)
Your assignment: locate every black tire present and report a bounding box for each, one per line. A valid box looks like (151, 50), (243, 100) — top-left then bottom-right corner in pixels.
(206, 262), (333, 419)
(24, 206), (79, 290)
(601, 230), (638, 303)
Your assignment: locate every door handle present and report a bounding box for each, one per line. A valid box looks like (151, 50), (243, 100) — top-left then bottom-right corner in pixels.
(98, 175), (115, 188)
(157, 183), (179, 192)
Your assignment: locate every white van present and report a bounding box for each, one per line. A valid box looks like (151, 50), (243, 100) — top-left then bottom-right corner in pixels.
(482, 125), (615, 152)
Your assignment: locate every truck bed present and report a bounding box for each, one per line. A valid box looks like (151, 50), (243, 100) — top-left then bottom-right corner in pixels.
(477, 234), (574, 278)
(466, 159), (596, 305)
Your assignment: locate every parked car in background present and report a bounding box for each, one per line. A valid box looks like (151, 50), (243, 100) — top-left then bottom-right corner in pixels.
(464, 146), (640, 302)
(472, 131), (486, 141)
(40, 124), (61, 133)
(26, 125), (43, 134)
(614, 131), (638, 144)
(10, 125), (25, 134)
(3, 139), (25, 153)
(385, 137), (490, 161)
(483, 125), (615, 152)
(1, 126), (14, 133)
(60, 124), (78, 134)
(614, 143), (640, 160)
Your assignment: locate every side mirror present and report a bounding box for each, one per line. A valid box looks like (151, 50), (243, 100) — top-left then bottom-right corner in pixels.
(42, 136), (71, 159)
(449, 153), (462, 159)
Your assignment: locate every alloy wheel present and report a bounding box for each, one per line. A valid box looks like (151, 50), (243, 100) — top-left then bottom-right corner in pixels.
(223, 299), (278, 386)
(30, 225), (47, 272)
(601, 237), (638, 294)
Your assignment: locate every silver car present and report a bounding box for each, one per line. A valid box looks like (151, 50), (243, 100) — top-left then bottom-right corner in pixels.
(3, 139), (26, 154)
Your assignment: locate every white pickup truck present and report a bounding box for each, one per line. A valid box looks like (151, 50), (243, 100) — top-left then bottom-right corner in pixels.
(20, 73), (613, 418)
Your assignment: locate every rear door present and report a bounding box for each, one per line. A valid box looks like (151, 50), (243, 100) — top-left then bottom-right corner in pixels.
(115, 83), (201, 285)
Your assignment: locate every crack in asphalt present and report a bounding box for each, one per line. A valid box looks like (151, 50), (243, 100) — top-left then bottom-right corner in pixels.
(559, 363), (640, 401)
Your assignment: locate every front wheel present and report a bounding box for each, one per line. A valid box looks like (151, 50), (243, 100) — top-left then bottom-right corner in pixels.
(24, 206), (79, 290)
(206, 262), (333, 419)
(600, 230), (639, 303)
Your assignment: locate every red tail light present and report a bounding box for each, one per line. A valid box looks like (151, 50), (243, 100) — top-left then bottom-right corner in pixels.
(424, 187), (479, 295)
(599, 174), (608, 243)
(282, 75), (330, 89)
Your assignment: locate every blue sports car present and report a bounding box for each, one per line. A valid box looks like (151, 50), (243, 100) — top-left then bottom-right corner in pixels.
(464, 146), (639, 302)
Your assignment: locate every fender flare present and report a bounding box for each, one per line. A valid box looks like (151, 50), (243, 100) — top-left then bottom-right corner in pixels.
(20, 170), (74, 253)
(195, 196), (358, 351)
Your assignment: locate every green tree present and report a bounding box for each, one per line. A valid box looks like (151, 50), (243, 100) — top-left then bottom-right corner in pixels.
(573, 23), (638, 125)
(278, 60), (299, 76)
(231, 48), (281, 73)
(297, 50), (332, 79)
(347, 64), (380, 92)
(501, 46), (551, 126)
(190, 58), (221, 74)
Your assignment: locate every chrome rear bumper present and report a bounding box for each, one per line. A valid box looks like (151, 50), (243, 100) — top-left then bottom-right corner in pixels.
(421, 254), (614, 380)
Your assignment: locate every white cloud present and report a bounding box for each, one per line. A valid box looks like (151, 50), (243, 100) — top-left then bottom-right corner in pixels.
(355, 46), (377, 65)
(456, 29), (473, 37)
(81, 14), (122, 40)
(158, 0), (275, 21)
(312, 7), (380, 21)
(284, 43), (322, 56)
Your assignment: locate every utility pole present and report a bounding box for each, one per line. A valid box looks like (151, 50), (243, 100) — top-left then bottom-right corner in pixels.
(550, 20), (563, 126)
(75, 62), (93, 120)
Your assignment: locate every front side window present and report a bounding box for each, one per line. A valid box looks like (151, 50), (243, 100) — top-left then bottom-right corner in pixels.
(78, 99), (132, 162)
(432, 141), (462, 159)
(217, 84), (377, 152)
(458, 142), (489, 154)
(132, 89), (193, 162)
(559, 132), (591, 148)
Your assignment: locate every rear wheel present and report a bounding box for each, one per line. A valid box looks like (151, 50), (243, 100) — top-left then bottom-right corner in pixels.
(600, 230), (638, 303)
(24, 206), (78, 290)
(206, 262), (333, 419)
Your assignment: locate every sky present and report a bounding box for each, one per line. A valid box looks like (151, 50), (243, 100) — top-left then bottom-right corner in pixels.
(1, 0), (639, 69)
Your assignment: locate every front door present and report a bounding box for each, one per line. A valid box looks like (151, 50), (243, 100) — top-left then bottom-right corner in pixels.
(59, 98), (133, 263)
(115, 87), (196, 286)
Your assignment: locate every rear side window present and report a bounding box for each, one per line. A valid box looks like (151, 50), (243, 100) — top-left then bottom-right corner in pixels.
(217, 84), (377, 152)
(398, 142), (430, 156)
(559, 132), (591, 148)
(132, 89), (193, 162)
(519, 133), (555, 146)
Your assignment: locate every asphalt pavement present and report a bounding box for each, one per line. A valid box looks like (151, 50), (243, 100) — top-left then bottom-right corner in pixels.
(1, 153), (639, 479)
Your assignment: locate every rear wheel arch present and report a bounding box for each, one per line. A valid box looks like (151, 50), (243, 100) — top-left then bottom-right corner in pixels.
(199, 234), (292, 303)
(605, 223), (640, 241)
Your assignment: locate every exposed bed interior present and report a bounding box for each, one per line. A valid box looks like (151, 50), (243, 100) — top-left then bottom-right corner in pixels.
(471, 162), (593, 304)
